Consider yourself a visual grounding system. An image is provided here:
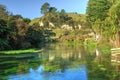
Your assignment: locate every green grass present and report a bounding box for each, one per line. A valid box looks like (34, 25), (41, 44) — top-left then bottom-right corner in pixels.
(0, 49), (42, 54)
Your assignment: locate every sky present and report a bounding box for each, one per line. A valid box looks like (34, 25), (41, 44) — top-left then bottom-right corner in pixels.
(0, 0), (88, 19)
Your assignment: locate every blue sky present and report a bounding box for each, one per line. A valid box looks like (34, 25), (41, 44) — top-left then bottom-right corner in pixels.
(0, 0), (88, 19)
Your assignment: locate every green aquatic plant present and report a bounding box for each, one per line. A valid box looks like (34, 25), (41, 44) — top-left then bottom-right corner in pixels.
(0, 49), (42, 54)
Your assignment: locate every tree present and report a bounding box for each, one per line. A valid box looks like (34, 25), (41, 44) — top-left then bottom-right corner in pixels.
(13, 14), (23, 20)
(0, 19), (11, 50)
(60, 9), (67, 18)
(0, 4), (9, 19)
(41, 2), (50, 14)
(103, 0), (120, 47)
(86, 0), (110, 35)
(59, 9), (68, 24)
(23, 18), (31, 24)
(49, 7), (57, 13)
(86, 0), (120, 47)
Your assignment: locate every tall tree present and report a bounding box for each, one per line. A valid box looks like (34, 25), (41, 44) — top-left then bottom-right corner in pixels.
(0, 4), (9, 19)
(0, 19), (11, 50)
(104, 0), (120, 47)
(41, 2), (50, 14)
(86, 0), (110, 35)
(49, 7), (57, 13)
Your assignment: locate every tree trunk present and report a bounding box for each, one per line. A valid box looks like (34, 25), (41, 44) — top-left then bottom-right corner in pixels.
(114, 32), (120, 48)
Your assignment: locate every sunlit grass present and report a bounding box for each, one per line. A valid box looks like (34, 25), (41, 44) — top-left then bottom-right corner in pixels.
(0, 49), (42, 54)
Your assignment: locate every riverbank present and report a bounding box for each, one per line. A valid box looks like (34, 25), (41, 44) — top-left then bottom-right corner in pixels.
(0, 49), (43, 54)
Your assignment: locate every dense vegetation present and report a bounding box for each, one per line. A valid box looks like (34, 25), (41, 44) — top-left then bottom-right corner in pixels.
(0, 3), (90, 50)
(1, 1), (120, 80)
(0, 3), (57, 50)
(1, 0), (120, 50)
(86, 0), (120, 48)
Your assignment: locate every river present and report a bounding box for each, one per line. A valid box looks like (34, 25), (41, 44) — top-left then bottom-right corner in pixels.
(0, 43), (120, 80)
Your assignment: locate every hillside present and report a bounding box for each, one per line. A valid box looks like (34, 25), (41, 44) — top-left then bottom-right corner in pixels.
(67, 13), (86, 23)
(29, 13), (93, 43)
(29, 13), (87, 28)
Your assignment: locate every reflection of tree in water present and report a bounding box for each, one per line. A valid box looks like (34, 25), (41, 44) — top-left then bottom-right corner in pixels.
(86, 49), (120, 80)
(2, 44), (120, 80)
(40, 44), (87, 72)
(0, 53), (41, 80)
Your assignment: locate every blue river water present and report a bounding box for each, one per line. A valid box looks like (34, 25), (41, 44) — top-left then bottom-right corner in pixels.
(9, 65), (87, 80)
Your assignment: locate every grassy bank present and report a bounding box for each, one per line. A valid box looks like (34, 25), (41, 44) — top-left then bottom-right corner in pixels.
(0, 49), (42, 54)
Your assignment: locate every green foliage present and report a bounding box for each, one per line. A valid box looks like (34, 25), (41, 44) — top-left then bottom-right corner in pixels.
(26, 25), (45, 46)
(22, 18), (31, 24)
(0, 4), (57, 50)
(0, 19), (11, 50)
(103, 0), (120, 38)
(40, 3), (86, 29)
(52, 28), (91, 44)
(1, 58), (42, 78)
(29, 18), (40, 26)
(98, 39), (112, 54)
(41, 2), (50, 14)
(0, 3), (89, 50)
(49, 7), (57, 13)
(0, 4), (9, 19)
(86, 0), (110, 22)
(86, 0), (120, 47)
(102, 0), (120, 47)
(86, 0), (110, 34)
(84, 38), (97, 53)
(68, 13), (86, 23)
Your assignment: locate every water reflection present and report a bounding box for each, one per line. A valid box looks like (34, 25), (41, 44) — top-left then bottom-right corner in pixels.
(87, 48), (120, 80)
(41, 44), (87, 62)
(0, 53), (40, 80)
(9, 65), (87, 80)
(1, 44), (120, 80)
(111, 50), (120, 63)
